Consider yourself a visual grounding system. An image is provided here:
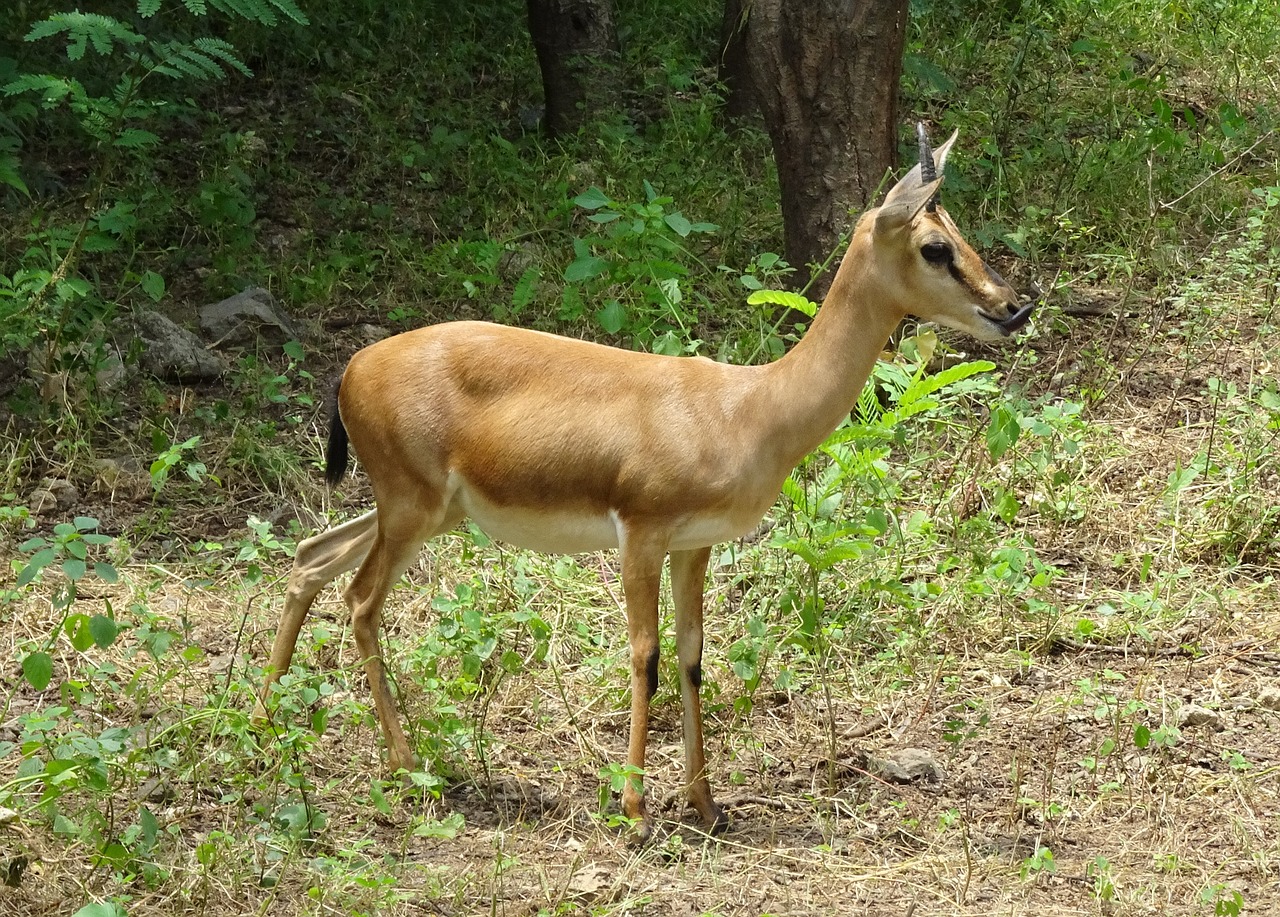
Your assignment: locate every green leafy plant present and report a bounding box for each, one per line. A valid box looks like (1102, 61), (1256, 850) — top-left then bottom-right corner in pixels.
(562, 182), (717, 350)
(149, 433), (207, 492)
(13, 516), (120, 691)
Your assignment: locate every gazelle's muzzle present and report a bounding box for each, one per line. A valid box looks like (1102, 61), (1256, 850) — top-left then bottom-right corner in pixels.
(989, 301), (1035, 336)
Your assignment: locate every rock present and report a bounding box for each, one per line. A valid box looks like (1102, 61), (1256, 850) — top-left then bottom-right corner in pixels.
(200, 287), (302, 348)
(1176, 704), (1223, 730)
(28, 478), (79, 516)
(874, 747), (945, 784)
(135, 310), (227, 381)
(1256, 687), (1280, 711)
(354, 323), (391, 347)
(92, 457), (149, 497)
(94, 349), (128, 395)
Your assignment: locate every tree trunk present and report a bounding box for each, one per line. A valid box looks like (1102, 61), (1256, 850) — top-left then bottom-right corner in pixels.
(717, 0), (755, 120)
(740, 0), (909, 297)
(525, 0), (621, 137)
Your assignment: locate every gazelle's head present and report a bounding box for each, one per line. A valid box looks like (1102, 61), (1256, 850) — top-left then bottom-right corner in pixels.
(862, 126), (1033, 341)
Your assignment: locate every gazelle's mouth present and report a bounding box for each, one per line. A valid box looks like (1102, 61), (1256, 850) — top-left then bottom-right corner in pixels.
(986, 301), (1035, 336)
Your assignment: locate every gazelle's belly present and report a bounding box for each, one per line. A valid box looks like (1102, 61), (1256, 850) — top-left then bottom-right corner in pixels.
(450, 477), (763, 556)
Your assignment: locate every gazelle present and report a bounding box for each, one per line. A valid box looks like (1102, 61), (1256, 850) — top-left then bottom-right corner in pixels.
(255, 127), (1032, 842)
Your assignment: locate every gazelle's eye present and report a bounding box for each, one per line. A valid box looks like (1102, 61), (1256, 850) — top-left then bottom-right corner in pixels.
(921, 241), (953, 265)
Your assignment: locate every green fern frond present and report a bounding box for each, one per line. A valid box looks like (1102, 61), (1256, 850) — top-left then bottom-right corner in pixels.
(146, 41), (250, 82)
(173, 49), (224, 80)
(3, 74), (87, 112)
(113, 128), (160, 148)
(210, 0), (276, 27)
(82, 109), (111, 143)
(897, 360), (995, 408)
(267, 0), (309, 24)
(193, 38), (252, 77)
(0, 152), (30, 197)
(182, 0), (209, 13)
(136, 0), (162, 17)
(25, 13), (142, 62)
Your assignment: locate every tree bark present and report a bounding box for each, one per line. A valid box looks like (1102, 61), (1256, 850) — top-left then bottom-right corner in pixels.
(740, 0), (909, 297)
(525, 0), (621, 137)
(717, 0), (755, 120)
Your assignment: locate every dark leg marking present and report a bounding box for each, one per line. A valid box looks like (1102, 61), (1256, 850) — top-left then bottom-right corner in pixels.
(644, 648), (660, 700)
(686, 662), (702, 690)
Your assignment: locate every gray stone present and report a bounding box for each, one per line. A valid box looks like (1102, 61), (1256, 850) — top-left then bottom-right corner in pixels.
(1176, 704), (1223, 730)
(28, 477), (78, 516)
(874, 747), (945, 784)
(135, 310), (227, 381)
(1258, 687), (1280, 711)
(200, 287), (301, 348)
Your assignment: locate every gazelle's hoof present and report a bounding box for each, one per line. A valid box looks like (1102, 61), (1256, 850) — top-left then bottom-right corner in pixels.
(627, 817), (656, 847)
(704, 804), (729, 836)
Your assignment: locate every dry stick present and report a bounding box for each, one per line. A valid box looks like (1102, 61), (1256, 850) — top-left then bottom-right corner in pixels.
(959, 779), (975, 906)
(1158, 131), (1275, 212)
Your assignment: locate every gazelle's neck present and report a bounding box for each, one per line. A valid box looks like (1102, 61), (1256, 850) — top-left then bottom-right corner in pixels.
(753, 232), (904, 473)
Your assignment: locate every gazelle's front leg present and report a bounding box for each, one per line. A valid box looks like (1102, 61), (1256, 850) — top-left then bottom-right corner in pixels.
(618, 524), (668, 843)
(670, 546), (728, 833)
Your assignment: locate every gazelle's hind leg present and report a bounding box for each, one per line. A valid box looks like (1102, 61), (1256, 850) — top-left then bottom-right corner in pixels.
(255, 510), (379, 721)
(345, 490), (460, 774)
(670, 546), (728, 833)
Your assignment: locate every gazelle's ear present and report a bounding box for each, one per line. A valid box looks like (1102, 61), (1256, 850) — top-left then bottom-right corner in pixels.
(931, 129), (960, 174)
(876, 177), (943, 232)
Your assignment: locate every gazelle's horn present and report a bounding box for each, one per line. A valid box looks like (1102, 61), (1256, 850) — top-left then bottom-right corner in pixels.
(916, 122), (941, 213)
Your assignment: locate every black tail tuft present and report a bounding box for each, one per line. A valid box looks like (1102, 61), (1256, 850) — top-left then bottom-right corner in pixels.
(324, 375), (349, 486)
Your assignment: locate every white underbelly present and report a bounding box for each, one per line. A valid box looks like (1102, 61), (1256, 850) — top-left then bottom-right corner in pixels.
(450, 478), (765, 556)
(456, 489), (618, 554)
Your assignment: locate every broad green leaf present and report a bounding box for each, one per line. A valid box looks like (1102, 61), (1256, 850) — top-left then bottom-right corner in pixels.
(412, 812), (464, 838)
(17, 548), (56, 587)
(140, 805), (159, 846)
(564, 254), (608, 283)
(140, 270), (165, 301)
(62, 557), (87, 581)
(572, 187), (610, 210)
(72, 902), (126, 917)
(90, 614), (120, 648)
(69, 615), (95, 651)
(369, 777), (392, 816)
(986, 404), (1021, 460)
(596, 300), (627, 334)
(664, 212), (692, 237)
(22, 652), (54, 691)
